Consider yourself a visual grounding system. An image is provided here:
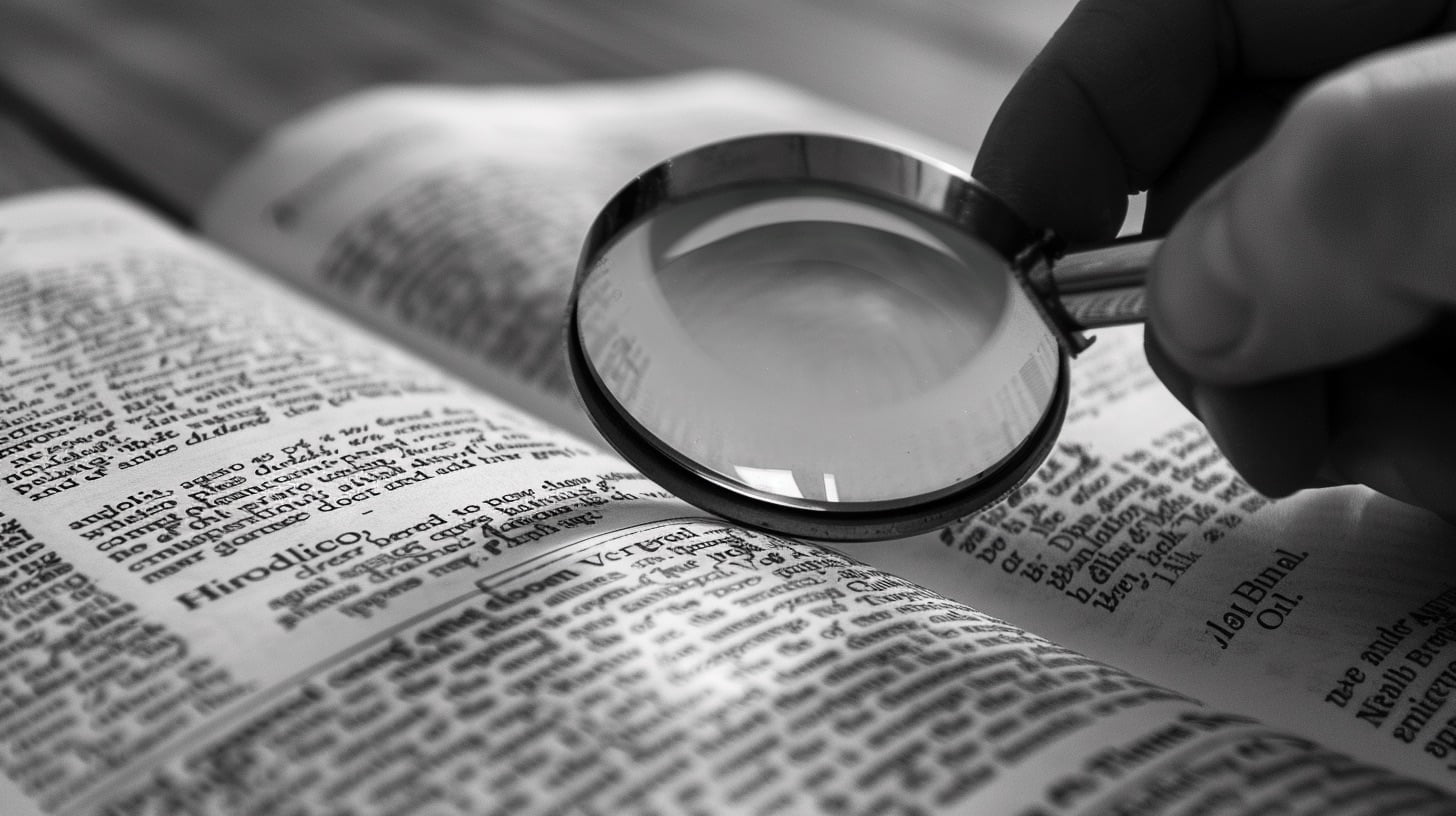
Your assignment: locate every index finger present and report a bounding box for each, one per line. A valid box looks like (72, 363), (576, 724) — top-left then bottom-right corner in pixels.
(972, 0), (1452, 242)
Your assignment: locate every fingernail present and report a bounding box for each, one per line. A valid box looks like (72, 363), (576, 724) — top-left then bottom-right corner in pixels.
(1153, 206), (1253, 357)
(1190, 386), (1233, 458)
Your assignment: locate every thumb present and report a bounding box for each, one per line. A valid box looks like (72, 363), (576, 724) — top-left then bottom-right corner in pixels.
(1148, 35), (1456, 384)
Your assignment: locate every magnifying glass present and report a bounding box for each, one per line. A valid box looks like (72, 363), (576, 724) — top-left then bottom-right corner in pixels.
(567, 133), (1157, 541)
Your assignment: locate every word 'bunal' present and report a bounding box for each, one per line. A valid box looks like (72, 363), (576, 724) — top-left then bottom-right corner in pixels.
(1205, 548), (1308, 650)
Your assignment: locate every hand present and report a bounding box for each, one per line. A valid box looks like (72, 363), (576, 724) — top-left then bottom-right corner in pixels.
(974, 0), (1456, 518)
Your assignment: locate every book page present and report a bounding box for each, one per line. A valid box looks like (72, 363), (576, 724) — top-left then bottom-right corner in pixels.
(198, 72), (1456, 787)
(5, 192), (1451, 815)
(200, 71), (967, 443)
(0, 188), (658, 811)
(853, 327), (1456, 789)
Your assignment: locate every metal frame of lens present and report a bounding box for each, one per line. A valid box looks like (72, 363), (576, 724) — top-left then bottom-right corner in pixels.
(568, 133), (1072, 541)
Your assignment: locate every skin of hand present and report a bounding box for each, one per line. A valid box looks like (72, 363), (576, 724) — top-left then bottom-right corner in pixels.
(973, 0), (1456, 519)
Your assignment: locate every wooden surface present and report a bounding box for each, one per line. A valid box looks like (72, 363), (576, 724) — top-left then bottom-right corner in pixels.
(0, 0), (1077, 217)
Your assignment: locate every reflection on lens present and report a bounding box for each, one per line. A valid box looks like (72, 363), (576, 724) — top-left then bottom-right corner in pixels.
(577, 183), (1058, 506)
(657, 221), (1000, 408)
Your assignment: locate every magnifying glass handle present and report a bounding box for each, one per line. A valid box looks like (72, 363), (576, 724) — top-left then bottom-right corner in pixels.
(1050, 236), (1160, 330)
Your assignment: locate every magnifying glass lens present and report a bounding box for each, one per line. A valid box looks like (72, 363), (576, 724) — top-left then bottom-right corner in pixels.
(576, 181), (1060, 510)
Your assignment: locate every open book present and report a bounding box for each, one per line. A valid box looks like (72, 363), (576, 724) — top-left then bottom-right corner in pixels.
(2, 71), (1454, 816)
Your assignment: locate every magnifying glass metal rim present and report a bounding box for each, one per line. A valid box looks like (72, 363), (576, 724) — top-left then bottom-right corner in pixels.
(567, 322), (1069, 542)
(567, 132), (1082, 541)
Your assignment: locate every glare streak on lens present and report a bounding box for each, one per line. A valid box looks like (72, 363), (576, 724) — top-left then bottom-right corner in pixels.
(823, 473), (840, 503)
(733, 466), (805, 499)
